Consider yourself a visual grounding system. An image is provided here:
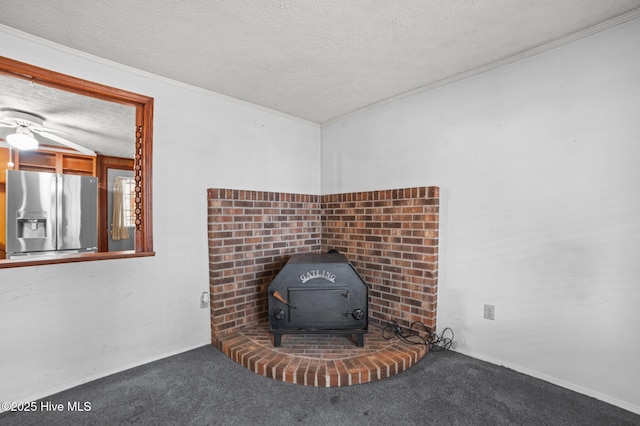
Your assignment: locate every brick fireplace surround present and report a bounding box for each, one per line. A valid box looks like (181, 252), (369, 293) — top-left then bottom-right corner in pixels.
(208, 187), (439, 387)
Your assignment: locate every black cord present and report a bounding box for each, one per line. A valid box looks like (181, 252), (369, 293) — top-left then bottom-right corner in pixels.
(379, 320), (454, 351)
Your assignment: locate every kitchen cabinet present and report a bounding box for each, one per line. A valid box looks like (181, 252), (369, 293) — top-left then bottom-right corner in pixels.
(14, 149), (96, 176)
(0, 148), (9, 258)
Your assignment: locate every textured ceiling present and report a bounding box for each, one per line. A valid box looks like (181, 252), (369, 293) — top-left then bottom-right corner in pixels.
(2, 1), (640, 126)
(0, 74), (135, 158)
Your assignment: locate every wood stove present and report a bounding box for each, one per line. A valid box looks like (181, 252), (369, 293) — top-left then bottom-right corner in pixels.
(268, 251), (369, 347)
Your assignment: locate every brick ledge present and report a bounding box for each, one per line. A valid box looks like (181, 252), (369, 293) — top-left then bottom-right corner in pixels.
(216, 322), (427, 387)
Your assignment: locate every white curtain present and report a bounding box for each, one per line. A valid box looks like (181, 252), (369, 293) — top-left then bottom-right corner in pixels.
(111, 176), (130, 240)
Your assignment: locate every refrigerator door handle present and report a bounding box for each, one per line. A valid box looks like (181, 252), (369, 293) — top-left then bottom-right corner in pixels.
(55, 174), (62, 250)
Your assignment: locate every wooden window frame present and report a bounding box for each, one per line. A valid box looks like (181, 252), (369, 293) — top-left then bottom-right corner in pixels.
(0, 56), (154, 268)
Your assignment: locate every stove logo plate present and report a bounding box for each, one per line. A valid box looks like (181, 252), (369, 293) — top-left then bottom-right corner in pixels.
(299, 270), (337, 283)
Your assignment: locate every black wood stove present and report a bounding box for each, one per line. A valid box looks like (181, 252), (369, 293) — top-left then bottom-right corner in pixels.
(268, 251), (369, 347)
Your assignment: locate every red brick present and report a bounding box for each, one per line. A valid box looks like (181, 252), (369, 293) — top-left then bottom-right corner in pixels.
(209, 187), (438, 351)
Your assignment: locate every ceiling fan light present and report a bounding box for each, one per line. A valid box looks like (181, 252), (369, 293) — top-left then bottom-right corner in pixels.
(6, 129), (39, 150)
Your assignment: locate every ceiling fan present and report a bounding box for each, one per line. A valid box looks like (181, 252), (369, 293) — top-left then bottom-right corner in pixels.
(0, 110), (95, 155)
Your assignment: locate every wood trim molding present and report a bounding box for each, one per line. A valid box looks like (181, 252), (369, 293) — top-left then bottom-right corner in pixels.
(96, 155), (135, 253)
(0, 55), (154, 268)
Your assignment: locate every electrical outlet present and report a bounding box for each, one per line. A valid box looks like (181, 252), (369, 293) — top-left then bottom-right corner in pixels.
(200, 292), (209, 309)
(484, 304), (495, 320)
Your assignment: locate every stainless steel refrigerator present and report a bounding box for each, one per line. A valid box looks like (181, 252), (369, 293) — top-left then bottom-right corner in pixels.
(5, 169), (98, 258)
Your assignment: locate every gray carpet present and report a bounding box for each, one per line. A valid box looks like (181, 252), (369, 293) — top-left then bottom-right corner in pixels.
(1, 345), (638, 425)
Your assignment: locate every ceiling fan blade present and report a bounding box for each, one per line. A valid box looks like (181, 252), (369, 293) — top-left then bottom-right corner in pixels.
(37, 131), (96, 156)
(32, 126), (72, 136)
(0, 117), (17, 126)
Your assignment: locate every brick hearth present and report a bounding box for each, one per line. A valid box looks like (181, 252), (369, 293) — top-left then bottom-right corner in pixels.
(216, 322), (427, 387)
(207, 187), (439, 387)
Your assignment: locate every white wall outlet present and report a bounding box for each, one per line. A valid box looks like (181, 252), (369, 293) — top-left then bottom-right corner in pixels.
(484, 304), (495, 320)
(200, 292), (209, 309)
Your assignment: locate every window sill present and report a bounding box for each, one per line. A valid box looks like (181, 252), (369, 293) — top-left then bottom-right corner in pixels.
(0, 250), (155, 269)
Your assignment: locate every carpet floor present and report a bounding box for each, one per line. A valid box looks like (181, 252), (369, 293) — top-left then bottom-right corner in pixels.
(1, 344), (638, 425)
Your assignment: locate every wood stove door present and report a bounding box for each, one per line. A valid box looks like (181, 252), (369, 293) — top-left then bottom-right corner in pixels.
(288, 286), (349, 327)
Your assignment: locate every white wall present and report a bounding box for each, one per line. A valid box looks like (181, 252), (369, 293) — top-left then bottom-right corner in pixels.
(322, 19), (640, 413)
(0, 28), (320, 404)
